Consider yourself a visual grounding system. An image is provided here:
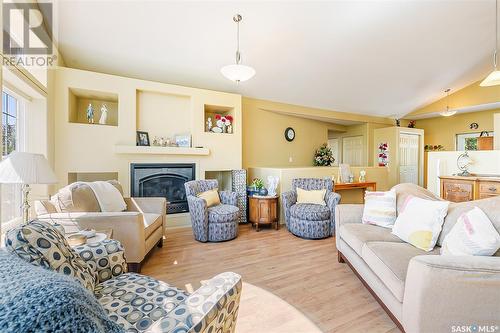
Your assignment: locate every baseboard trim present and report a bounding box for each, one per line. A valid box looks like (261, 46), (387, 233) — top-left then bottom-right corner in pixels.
(338, 251), (405, 333)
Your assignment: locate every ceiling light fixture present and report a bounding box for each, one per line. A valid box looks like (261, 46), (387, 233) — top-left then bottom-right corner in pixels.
(440, 88), (456, 117)
(480, 0), (500, 87)
(220, 14), (255, 83)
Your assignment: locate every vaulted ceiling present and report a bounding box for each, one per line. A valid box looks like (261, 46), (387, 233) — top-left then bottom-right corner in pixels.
(54, 0), (497, 117)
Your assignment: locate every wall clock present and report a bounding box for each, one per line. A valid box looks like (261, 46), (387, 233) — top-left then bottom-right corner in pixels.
(284, 127), (295, 142)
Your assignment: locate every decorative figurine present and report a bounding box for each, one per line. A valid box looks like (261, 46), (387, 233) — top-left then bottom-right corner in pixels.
(266, 176), (279, 197)
(86, 103), (94, 124)
(207, 117), (212, 132)
(408, 120), (416, 128)
(98, 103), (108, 125)
(227, 124), (233, 134)
(395, 118), (401, 127)
(359, 170), (366, 183)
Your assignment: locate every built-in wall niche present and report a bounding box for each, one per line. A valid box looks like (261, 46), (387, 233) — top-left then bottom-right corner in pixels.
(205, 170), (232, 191)
(136, 90), (191, 142)
(204, 104), (235, 134)
(68, 172), (119, 183)
(68, 88), (118, 126)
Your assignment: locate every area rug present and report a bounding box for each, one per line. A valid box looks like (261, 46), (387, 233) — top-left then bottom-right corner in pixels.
(235, 282), (322, 333)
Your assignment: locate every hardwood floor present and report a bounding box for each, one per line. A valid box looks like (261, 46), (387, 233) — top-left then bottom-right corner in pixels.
(141, 224), (400, 333)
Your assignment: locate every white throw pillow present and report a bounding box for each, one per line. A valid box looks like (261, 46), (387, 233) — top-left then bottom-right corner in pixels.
(441, 207), (500, 256)
(392, 195), (449, 251)
(362, 190), (397, 228)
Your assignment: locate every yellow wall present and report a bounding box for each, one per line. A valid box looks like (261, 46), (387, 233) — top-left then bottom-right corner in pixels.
(414, 109), (498, 151)
(243, 97), (332, 168)
(409, 80), (500, 118)
(242, 97), (392, 168)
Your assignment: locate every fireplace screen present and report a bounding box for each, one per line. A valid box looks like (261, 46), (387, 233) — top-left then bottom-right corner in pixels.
(130, 163), (195, 214)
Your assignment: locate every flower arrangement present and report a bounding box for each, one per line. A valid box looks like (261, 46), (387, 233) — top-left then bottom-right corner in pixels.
(378, 142), (389, 166)
(424, 144), (444, 152)
(313, 143), (335, 166)
(210, 114), (234, 133)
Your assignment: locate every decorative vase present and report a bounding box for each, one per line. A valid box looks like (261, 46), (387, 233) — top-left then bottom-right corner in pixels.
(259, 188), (268, 196)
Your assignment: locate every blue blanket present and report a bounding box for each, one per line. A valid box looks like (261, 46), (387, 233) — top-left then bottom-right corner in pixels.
(0, 250), (123, 333)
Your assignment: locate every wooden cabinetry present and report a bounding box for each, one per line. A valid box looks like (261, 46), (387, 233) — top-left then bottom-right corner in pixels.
(439, 176), (500, 202)
(248, 196), (279, 231)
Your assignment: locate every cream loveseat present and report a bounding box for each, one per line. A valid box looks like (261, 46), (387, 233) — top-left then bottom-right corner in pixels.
(35, 181), (165, 272)
(335, 183), (500, 333)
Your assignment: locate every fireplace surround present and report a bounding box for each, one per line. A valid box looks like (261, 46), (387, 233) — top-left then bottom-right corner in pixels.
(130, 163), (195, 214)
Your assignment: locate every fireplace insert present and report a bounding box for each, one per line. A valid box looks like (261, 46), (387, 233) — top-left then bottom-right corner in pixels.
(130, 163), (195, 214)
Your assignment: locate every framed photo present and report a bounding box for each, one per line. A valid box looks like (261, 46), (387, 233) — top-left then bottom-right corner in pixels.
(175, 135), (191, 148)
(136, 131), (150, 146)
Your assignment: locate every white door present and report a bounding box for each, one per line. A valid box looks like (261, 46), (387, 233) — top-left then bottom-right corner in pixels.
(399, 133), (420, 184)
(342, 136), (363, 166)
(328, 138), (339, 166)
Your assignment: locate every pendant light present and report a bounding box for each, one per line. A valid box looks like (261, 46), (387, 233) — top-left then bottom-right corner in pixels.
(221, 14), (255, 83)
(480, 0), (500, 87)
(440, 88), (456, 117)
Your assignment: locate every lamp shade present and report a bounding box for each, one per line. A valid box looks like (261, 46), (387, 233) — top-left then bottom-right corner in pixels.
(220, 64), (256, 83)
(480, 70), (500, 87)
(0, 152), (58, 184)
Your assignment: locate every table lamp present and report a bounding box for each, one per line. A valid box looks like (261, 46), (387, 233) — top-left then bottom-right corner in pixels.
(0, 152), (58, 223)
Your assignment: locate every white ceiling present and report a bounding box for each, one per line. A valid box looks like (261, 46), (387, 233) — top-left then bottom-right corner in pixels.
(54, 0), (497, 117)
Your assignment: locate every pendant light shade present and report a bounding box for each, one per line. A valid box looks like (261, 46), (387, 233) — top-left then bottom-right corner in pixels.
(220, 64), (256, 82)
(440, 88), (456, 117)
(221, 14), (255, 83)
(481, 0), (499, 87)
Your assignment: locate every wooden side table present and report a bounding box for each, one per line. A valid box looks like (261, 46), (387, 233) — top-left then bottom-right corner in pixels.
(248, 196), (279, 231)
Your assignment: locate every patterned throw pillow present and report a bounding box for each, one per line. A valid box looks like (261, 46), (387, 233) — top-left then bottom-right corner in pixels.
(362, 190), (397, 228)
(441, 207), (500, 256)
(4, 220), (96, 291)
(392, 195), (450, 251)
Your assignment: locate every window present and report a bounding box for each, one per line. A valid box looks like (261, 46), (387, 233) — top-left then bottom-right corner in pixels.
(2, 92), (18, 156)
(1, 90), (23, 226)
(456, 132), (494, 151)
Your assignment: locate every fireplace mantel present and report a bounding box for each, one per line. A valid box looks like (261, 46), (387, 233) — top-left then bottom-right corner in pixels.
(114, 145), (209, 156)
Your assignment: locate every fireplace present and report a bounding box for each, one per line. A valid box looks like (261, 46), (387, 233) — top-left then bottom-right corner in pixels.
(130, 163), (195, 214)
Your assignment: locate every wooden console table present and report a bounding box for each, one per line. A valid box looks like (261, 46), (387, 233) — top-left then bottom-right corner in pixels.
(334, 182), (377, 203)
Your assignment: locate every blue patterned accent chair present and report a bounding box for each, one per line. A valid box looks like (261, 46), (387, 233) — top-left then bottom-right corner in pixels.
(185, 179), (240, 242)
(4, 220), (243, 333)
(282, 177), (341, 239)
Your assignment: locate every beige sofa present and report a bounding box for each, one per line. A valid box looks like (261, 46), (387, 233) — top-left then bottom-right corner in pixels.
(335, 183), (500, 333)
(34, 181), (166, 272)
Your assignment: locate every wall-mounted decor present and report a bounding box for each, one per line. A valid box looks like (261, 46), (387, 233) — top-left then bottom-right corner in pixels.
(469, 122), (479, 130)
(175, 135), (192, 148)
(313, 143), (335, 166)
(136, 131), (150, 146)
(284, 127), (295, 142)
(378, 142), (389, 166)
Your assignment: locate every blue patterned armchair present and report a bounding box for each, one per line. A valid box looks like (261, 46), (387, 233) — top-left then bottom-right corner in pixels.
(185, 179), (240, 242)
(281, 178), (341, 239)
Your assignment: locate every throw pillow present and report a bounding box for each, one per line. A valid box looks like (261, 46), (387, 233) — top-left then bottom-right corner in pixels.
(441, 207), (500, 256)
(362, 190), (397, 228)
(296, 188), (327, 206)
(392, 195), (450, 251)
(4, 220), (96, 291)
(0, 250), (123, 333)
(197, 188), (221, 207)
